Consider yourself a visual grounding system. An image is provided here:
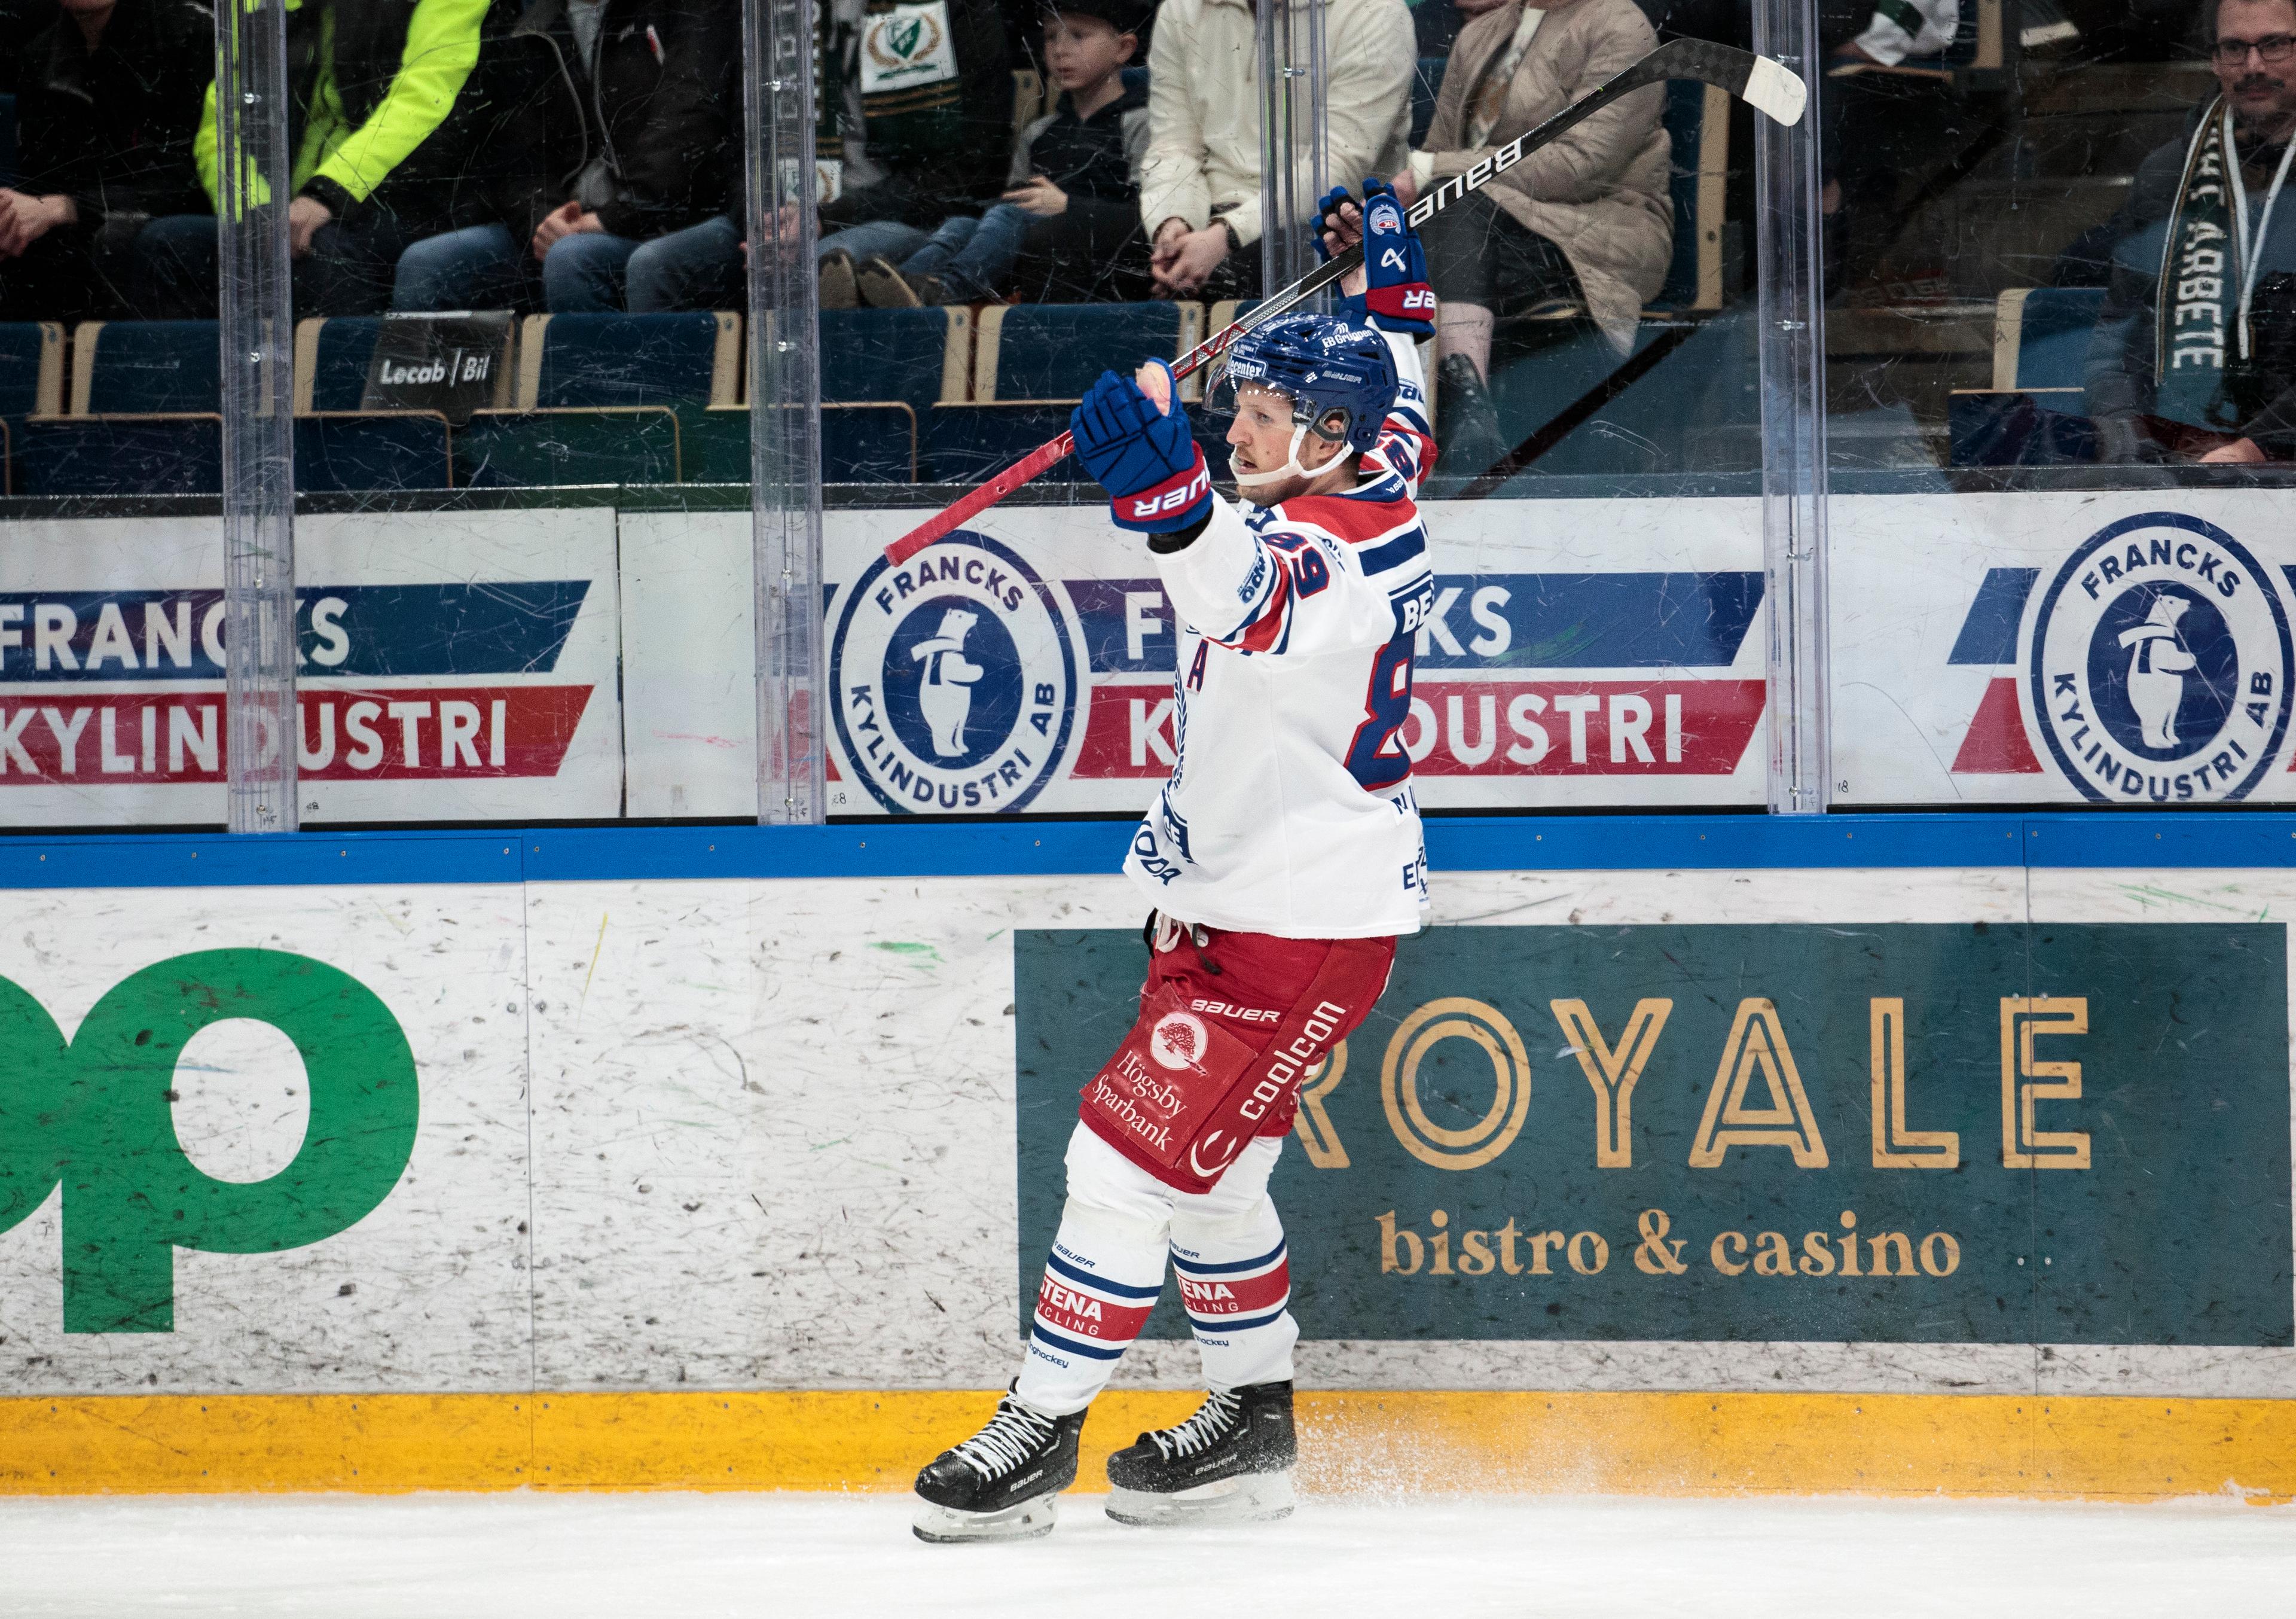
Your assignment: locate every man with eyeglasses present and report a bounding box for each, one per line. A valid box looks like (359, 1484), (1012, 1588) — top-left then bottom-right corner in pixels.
(2087, 0), (2296, 465)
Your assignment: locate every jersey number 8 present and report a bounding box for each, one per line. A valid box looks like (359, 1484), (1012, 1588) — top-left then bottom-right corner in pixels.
(1343, 633), (1415, 792)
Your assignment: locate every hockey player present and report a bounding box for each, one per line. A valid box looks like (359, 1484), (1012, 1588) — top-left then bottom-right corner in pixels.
(911, 179), (1438, 1543)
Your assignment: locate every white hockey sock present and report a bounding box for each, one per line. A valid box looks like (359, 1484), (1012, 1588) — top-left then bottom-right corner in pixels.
(1015, 1202), (1167, 1416)
(1171, 1200), (1298, 1392)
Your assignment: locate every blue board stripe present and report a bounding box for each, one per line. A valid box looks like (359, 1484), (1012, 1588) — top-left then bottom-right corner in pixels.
(1946, 568), (2040, 666)
(0, 813), (2292, 888)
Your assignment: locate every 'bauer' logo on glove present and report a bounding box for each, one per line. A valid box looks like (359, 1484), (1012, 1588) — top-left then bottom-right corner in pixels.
(1356, 179), (1434, 339)
(1071, 362), (1217, 533)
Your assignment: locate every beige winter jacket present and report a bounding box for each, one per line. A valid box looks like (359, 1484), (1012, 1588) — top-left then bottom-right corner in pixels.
(1421, 0), (1672, 351)
(1140, 0), (1415, 249)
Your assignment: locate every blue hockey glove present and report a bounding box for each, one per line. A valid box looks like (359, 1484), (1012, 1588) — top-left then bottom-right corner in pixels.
(1348, 176), (1434, 338)
(1311, 184), (1355, 263)
(1070, 362), (1214, 533)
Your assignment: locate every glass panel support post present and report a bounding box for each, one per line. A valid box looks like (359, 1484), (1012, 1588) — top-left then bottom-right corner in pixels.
(1752, 0), (1830, 815)
(216, 0), (297, 833)
(746, 0), (828, 825)
(1258, 0), (1330, 298)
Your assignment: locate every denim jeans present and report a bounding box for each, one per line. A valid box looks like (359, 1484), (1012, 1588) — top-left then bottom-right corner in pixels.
(898, 205), (1030, 301)
(815, 219), (932, 269)
(542, 215), (744, 313)
(392, 222), (536, 312)
(134, 211), (411, 319)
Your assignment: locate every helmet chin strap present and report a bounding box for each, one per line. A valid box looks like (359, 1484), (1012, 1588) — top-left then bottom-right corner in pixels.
(1231, 419), (1347, 495)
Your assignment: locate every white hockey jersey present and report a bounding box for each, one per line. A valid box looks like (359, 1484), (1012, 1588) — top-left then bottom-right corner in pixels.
(1122, 330), (1437, 940)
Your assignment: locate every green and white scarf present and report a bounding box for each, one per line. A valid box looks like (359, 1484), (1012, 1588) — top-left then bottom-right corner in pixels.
(2155, 94), (2296, 429)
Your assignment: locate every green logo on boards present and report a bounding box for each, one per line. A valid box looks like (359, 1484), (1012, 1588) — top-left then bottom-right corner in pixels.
(0, 950), (419, 1333)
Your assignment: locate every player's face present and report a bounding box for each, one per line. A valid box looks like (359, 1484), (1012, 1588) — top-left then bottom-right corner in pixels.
(1226, 385), (1348, 495)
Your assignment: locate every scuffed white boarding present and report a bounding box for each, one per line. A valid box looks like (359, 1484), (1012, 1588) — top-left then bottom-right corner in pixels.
(911, 1493), (1064, 1544)
(1106, 1471), (1297, 1527)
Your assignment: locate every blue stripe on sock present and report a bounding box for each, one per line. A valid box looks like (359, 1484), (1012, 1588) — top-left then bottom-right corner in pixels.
(1031, 1322), (1129, 1360)
(1171, 1239), (1287, 1277)
(1045, 1249), (1162, 1300)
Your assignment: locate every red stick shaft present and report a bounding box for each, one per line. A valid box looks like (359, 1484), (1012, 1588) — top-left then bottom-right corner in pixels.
(883, 431), (1076, 566)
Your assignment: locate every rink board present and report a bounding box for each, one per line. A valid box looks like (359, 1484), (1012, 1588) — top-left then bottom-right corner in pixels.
(0, 818), (2293, 1498)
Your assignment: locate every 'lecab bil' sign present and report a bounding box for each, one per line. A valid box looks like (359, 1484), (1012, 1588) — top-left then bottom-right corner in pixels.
(1015, 923), (2294, 1346)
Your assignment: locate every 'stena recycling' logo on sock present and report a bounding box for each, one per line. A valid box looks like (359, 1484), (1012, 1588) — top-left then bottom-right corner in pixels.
(0, 950), (419, 1333)
(831, 532), (1079, 813)
(2022, 513), (2294, 803)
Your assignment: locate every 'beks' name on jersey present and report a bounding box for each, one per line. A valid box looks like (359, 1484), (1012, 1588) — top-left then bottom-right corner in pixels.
(1123, 327), (1435, 940)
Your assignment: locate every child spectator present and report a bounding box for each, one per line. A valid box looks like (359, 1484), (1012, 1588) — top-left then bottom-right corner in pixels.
(0, 0), (211, 324)
(814, 0), (1015, 307)
(852, 0), (1151, 307)
(1139, 0), (1414, 301)
(390, 0), (743, 315)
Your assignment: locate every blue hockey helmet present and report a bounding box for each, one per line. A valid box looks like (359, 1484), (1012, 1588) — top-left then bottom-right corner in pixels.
(1212, 311), (1399, 456)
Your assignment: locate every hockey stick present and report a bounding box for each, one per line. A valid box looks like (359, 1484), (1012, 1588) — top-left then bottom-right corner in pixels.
(881, 38), (1806, 565)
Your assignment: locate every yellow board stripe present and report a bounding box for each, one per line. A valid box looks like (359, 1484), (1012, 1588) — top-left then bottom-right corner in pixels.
(2, 1391), (2292, 1501)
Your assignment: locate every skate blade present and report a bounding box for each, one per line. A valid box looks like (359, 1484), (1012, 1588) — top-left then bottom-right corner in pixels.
(911, 1492), (1062, 1544)
(1105, 1470), (1296, 1527)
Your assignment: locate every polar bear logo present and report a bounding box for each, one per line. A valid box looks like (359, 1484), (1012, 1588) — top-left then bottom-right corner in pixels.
(2118, 593), (2198, 750)
(911, 607), (984, 757)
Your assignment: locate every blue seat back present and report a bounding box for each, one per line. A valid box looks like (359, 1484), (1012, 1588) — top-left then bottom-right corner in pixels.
(310, 318), (384, 413)
(0, 322), (53, 416)
(985, 303), (1183, 400)
(534, 312), (722, 408)
(2010, 288), (2107, 391)
(84, 321), (221, 414)
(817, 309), (957, 415)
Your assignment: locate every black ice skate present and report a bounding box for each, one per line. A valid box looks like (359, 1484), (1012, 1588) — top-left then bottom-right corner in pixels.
(1104, 1380), (1297, 1527)
(911, 1384), (1086, 1543)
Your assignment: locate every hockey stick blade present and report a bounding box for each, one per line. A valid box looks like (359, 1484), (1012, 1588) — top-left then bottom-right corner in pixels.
(880, 38), (1805, 565)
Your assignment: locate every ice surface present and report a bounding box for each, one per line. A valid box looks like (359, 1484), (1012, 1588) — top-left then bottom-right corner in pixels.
(4, 1491), (2291, 1618)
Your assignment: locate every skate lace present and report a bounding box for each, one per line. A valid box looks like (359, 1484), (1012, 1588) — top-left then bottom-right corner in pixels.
(1150, 1390), (1243, 1461)
(952, 1397), (1060, 1480)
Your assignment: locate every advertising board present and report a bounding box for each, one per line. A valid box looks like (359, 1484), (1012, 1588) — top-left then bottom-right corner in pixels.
(0, 511), (622, 825)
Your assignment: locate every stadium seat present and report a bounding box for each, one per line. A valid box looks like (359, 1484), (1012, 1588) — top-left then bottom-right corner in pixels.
(1657, 81), (1730, 312)
(13, 416), (222, 496)
(922, 400), (1086, 485)
(297, 413), (452, 490)
(1945, 287), (2109, 467)
(514, 310), (738, 408)
(1990, 286), (2106, 391)
(292, 315), (517, 414)
(0, 322), (63, 493)
(683, 402), (920, 484)
(817, 307), (972, 414)
(71, 320), (220, 414)
(455, 407), (680, 487)
(973, 302), (1202, 401)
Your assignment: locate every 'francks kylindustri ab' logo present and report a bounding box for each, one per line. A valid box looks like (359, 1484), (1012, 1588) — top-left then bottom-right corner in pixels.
(831, 532), (1078, 813)
(2024, 513), (2294, 802)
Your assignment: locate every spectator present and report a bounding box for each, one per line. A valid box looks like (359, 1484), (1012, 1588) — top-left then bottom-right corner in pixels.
(853, 0), (1151, 307)
(0, 1), (63, 94)
(390, 0), (743, 315)
(0, 0), (211, 324)
(1818, 0), (1966, 298)
(1405, 0), (1671, 472)
(814, 0), (1013, 309)
(135, 0), (514, 320)
(1140, 0), (1414, 301)
(2086, 0), (2296, 464)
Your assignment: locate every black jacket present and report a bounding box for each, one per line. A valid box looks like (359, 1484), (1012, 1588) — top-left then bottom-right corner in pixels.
(285, 0), (531, 233)
(2086, 100), (2296, 458)
(16, 0), (213, 242)
(488, 0), (741, 244)
(821, 0), (1012, 229)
